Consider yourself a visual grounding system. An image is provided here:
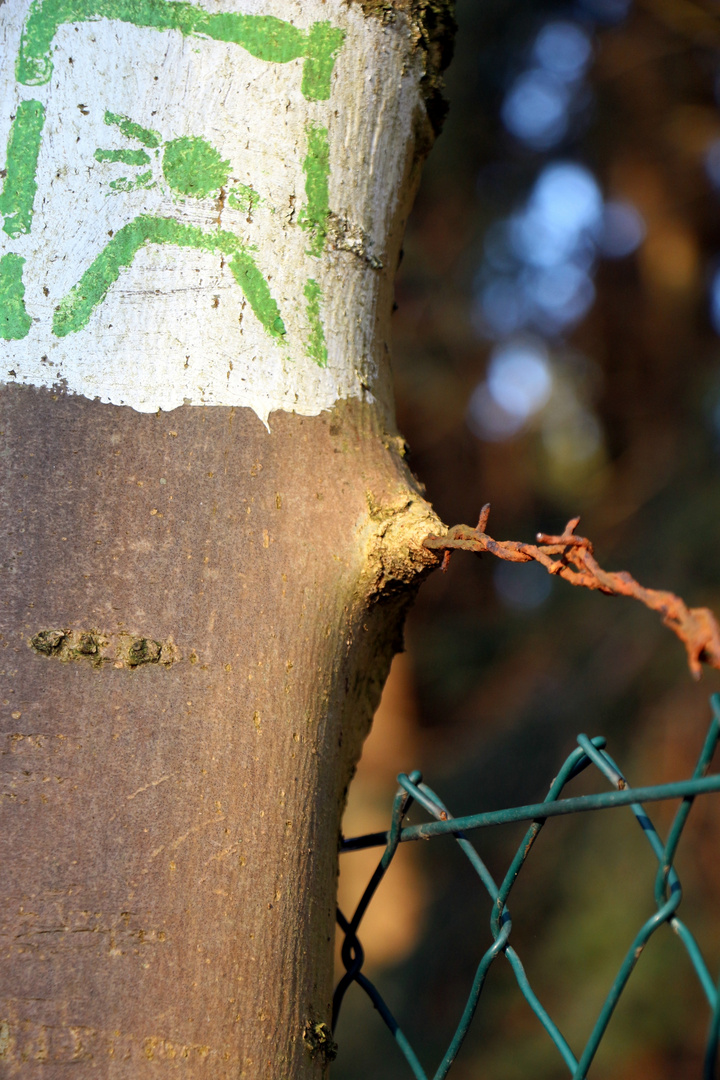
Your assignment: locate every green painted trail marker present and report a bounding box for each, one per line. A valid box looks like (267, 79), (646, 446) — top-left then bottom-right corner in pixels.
(1, 0), (349, 382)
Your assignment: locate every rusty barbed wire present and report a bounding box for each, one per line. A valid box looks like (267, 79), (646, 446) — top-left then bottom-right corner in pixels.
(423, 504), (720, 679)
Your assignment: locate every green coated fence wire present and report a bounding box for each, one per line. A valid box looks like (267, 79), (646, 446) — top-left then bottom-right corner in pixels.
(334, 692), (720, 1079)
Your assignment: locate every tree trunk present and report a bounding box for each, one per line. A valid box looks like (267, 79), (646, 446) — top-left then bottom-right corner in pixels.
(0, 1), (452, 1075)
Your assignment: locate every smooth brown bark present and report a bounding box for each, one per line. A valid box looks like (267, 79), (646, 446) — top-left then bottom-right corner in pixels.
(0, 388), (439, 1075)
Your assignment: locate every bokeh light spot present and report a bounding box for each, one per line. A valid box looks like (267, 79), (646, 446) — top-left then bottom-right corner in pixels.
(704, 138), (720, 191)
(525, 263), (596, 330)
(510, 163), (603, 269)
(501, 70), (570, 149)
(466, 381), (527, 441)
(710, 268), (720, 335)
(598, 200), (645, 257)
(532, 163), (603, 239)
(533, 21), (592, 82)
(487, 339), (553, 418)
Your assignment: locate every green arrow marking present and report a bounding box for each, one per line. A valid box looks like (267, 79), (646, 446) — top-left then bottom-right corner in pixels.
(52, 216), (285, 340)
(94, 148), (152, 166)
(227, 184), (262, 215)
(107, 170), (155, 193)
(302, 22), (345, 102)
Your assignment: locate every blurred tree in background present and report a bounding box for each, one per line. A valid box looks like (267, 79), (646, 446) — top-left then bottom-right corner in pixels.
(334, 0), (720, 1076)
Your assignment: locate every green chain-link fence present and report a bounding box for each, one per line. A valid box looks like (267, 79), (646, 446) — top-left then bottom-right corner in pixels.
(334, 693), (720, 1079)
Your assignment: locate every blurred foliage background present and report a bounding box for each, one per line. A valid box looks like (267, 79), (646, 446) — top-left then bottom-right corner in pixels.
(333, 0), (720, 1076)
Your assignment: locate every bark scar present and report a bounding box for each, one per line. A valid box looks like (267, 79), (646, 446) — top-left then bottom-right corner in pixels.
(302, 1021), (337, 1063)
(29, 629), (180, 669)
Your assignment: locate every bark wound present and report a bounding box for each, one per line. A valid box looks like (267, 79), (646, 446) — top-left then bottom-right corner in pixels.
(326, 212), (384, 269)
(302, 1021), (338, 1064)
(29, 628), (179, 668)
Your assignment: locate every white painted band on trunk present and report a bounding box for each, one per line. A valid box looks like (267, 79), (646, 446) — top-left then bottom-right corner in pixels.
(0, 0), (421, 424)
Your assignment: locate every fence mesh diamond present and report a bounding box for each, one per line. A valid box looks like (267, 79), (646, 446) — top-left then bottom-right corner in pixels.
(334, 693), (720, 1079)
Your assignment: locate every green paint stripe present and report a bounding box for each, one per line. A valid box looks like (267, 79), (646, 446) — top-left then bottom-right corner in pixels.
(194, 11), (305, 61)
(0, 254), (32, 340)
(229, 250), (285, 339)
(94, 147), (151, 165)
(17, 0), (344, 100)
(0, 99), (45, 238)
(304, 277), (327, 368)
(52, 215), (285, 339)
(104, 109), (161, 148)
(299, 123), (329, 257)
(302, 22), (345, 102)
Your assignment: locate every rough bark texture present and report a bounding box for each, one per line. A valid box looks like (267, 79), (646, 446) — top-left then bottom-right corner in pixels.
(352, 0), (457, 135)
(0, 0), (448, 1075)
